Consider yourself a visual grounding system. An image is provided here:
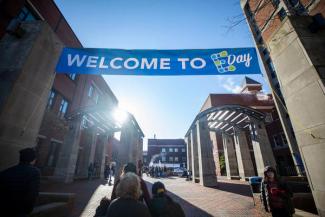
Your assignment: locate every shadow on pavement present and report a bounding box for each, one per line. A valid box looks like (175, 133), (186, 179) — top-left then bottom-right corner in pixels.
(145, 181), (214, 217)
(214, 181), (253, 198)
(40, 178), (109, 217)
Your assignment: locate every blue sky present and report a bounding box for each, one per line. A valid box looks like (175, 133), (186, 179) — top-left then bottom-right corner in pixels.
(54, 0), (270, 150)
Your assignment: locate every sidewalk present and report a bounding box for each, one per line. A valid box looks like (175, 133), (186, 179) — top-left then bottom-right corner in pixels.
(41, 178), (114, 217)
(144, 176), (259, 217)
(41, 176), (260, 217)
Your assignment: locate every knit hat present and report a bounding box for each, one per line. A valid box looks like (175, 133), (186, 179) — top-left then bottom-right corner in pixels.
(152, 181), (166, 195)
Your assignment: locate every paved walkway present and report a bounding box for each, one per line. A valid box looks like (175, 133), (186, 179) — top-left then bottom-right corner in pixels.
(144, 176), (259, 217)
(41, 176), (260, 217)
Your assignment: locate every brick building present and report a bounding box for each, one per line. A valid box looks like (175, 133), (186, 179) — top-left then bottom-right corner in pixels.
(240, 0), (325, 215)
(0, 0), (144, 182)
(146, 138), (187, 168)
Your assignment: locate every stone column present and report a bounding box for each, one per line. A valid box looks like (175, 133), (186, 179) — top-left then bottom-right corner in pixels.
(190, 128), (199, 182)
(234, 129), (255, 180)
(210, 131), (222, 176)
(250, 120), (276, 177)
(88, 128), (99, 165)
(196, 117), (218, 187)
(0, 21), (62, 170)
(222, 133), (239, 179)
(266, 17), (325, 215)
(185, 136), (192, 172)
(117, 122), (133, 177)
(99, 134), (110, 178)
(54, 116), (83, 183)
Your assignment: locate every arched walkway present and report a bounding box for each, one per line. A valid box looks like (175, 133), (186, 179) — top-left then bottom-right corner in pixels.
(185, 105), (276, 186)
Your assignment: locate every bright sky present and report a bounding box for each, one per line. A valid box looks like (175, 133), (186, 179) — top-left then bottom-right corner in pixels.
(54, 0), (270, 150)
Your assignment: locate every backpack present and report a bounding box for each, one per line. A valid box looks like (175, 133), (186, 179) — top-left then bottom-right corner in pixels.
(94, 197), (111, 217)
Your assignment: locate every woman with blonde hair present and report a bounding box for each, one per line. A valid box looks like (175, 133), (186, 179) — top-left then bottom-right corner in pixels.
(111, 162), (150, 206)
(106, 172), (151, 217)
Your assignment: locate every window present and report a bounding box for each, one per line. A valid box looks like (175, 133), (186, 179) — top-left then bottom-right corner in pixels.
(68, 74), (77, 80)
(258, 37), (264, 45)
(182, 148), (186, 152)
(278, 8), (287, 21)
(169, 148), (173, 152)
(174, 157), (179, 162)
(162, 156), (166, 162)
(47, 142), (62, 167)
(182, 157), (187, 162)
(273, 134), (283, 147)
(144, 158), (147, 163)
(262, 48), (269, 58)
(271, 0), (280, 7)
(174, 148), (178, 152)
(88, 85), (94, 97)
(288, 0), (306, 14)
(95, 93), (100, 104)
(47, 90), (56, 110)
(58, 98), (69, 118)
(169, 156), (173, 162)
(281, 133), (288, 145)
(161, 148), (166, 153)
(17, 6), (38, 22)
(244, 3), (253, 18)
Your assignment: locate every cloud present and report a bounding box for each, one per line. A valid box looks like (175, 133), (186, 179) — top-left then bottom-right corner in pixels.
(221, 77), (242, 93)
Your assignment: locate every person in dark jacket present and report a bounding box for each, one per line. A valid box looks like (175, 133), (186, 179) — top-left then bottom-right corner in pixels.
(0, 148), (41, 217)
(261, 166), (294, 217)
(149, 181), (185, 217)
(111, 162), (150, 206)
(106, 172), (151, 217)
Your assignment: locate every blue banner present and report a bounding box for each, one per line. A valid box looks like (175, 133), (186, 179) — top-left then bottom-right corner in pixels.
(55, 48), (261, 75)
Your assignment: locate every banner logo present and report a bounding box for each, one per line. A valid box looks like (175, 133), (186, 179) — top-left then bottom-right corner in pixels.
(55, 48), (261, 76)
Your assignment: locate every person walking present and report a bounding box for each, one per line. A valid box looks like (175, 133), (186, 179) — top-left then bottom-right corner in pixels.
(88, 163), (94, 180)
(106, 172), (151, 217)
(0, 148), (41, 217)
(261, 166), (294, 217)
(149, 181), (185, 217)
(104, 164), (110, 180)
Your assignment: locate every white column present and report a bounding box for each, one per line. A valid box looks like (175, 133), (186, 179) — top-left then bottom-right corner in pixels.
(250, 120), (276, 177)
(234, 129), (255, 180)
(190, 129), (199, 182)
(185, 136), (192, 172)
(222, 133), (239, 179)
(196, 117), (218, 187)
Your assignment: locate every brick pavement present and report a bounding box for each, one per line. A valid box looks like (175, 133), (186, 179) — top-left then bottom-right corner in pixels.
(144, 176), (260, 217)
(41, 176), (262, 217)
(41, 178), (114, 217)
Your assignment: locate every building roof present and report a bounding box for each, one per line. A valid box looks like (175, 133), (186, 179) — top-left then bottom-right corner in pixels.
(241, 76), (262, 87)
(200, 93), (274, 113)
(148, 139), (186, 147)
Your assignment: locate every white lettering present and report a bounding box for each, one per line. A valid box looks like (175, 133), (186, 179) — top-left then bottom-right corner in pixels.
(190, 58), (206, 69)
(67, 54), (87, 67)
(177, 58), (190, 70)
(245, 54), (252, 67)
(99, 57), (108, 69)
(160, 58), (170, 70)
(86, 56), (99, 68)
(227, 55), (236, 65)
(110, 58), (123, 69)
(140, 58), (158, 69)
(124, 58), (139, 69)
(227, 53), (252, 67)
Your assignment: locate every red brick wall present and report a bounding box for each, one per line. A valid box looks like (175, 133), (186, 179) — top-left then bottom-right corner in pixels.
(247, 0), (325, 43)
